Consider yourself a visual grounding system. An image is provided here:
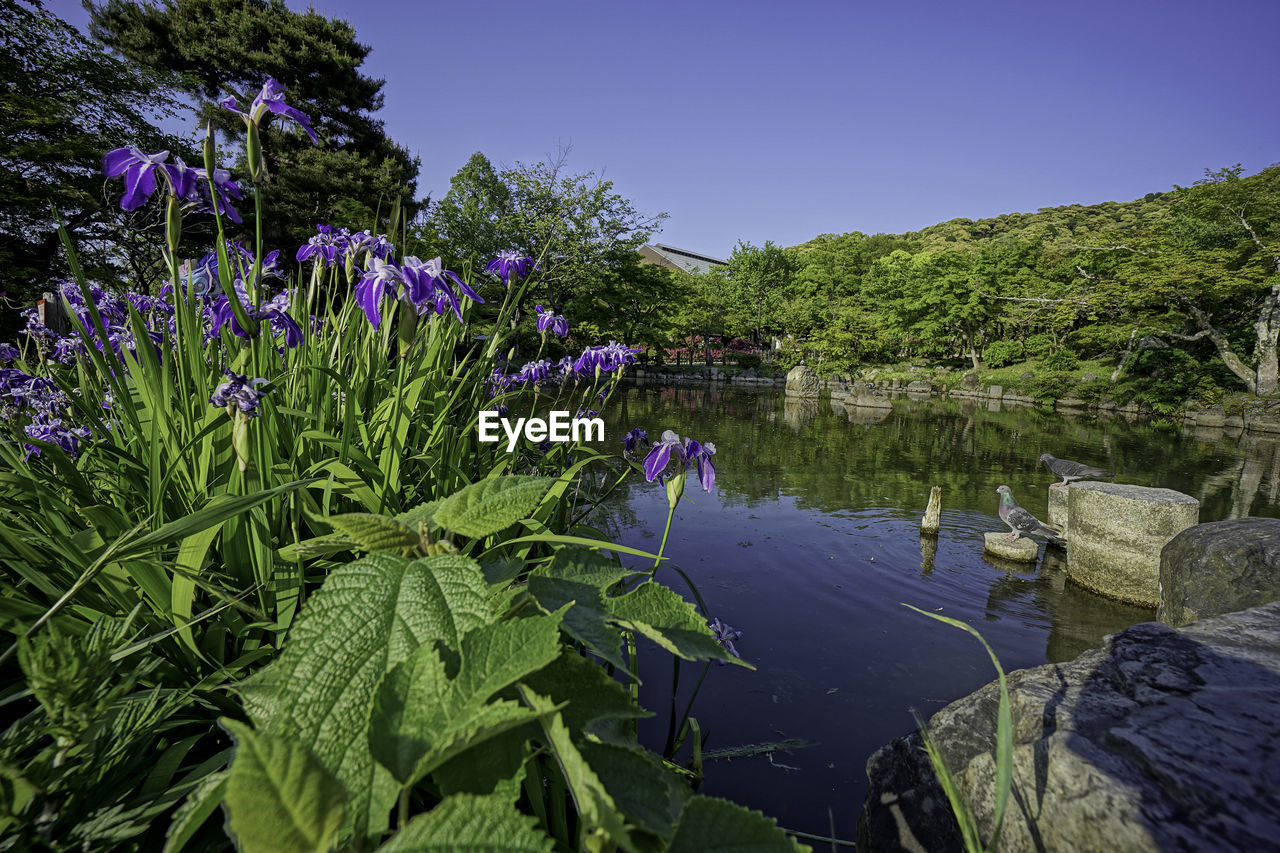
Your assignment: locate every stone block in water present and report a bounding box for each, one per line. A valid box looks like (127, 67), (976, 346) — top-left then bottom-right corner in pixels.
(1067, 482), (1199, 606)
(1047, 485), (1069, 539)
(1159, 517), (1280, 626)
(983, 532), (1038, 562)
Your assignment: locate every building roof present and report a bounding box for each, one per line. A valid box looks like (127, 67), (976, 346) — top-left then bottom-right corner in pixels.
(639, 243), (728, 275)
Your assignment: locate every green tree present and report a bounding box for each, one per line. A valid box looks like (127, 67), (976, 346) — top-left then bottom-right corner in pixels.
(1164, 165), (1280, 394)
(0, 0), (186, 322)
(418, 149), (667, 338)
(86, 0), (420, 250)
(668, 267), (731, 364)
(724, 240), (798, 343)
(421, 152), (513, 268)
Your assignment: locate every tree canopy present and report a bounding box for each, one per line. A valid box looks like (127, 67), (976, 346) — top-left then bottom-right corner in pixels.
(0, 0), (187, 323)
(86, 0), (421, 247)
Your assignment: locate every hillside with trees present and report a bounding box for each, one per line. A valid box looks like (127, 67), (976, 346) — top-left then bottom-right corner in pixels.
(671, 164), (1280, 402)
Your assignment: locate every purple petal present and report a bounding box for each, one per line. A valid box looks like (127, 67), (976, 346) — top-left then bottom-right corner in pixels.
(265, 101), (319, 144)
(102, 147), (136, 177)
(121, 164), (157, 210)
(643, 443), (672, 482)
(355, 277), (386, 328)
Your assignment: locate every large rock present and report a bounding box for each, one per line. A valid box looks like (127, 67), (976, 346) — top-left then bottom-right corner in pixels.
(1159, 518), (1280, 627)
(859, 602), (1280, 852)
(905, 379), (932, 394)
(1067, 483), (1199, 606)
(785, 363), (821, 398)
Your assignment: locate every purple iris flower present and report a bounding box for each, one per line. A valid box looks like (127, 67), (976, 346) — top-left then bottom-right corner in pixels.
(354, 258), (405, 328)
(192, 167), (244, 223)
(0, 343), (18, 363)
(512, 359), (555, 385)
(102, 148), (197, 210)
(485, 251), (535, 285)
(535, 305), (569, 338)
(642, 429), (717, 491)
(220, 77), (318, 144)
(209, 285), (304, 348)
(401, 256), (484, 321)
(22, 412), (91, 460)
(573, 341), (640, 377)
(210, 370), (272, 417)
(297, 224), (347, 266)
(621, 427), (649, 454)
(709, 618), (742, 663)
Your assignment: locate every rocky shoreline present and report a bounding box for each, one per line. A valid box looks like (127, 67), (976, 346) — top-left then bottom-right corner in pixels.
(625, 365), (1280, 436)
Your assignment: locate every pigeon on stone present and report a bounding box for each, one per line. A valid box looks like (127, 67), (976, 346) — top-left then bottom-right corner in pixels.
(1039, 452), (1110, 487)
(996, 485), (1064, 545)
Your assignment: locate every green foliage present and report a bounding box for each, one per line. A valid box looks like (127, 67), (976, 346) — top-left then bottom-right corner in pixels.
(736, 353), (762, 370)
(418, 150), (667, 337)
(1041, 348), (1079, 371)
(1023, 332), (1054, 359)
(217, 528), (770, 852)
(981, 340), (1022, 369)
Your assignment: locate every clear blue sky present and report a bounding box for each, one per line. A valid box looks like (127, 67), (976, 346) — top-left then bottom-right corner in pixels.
(51, 0), (1280, 258)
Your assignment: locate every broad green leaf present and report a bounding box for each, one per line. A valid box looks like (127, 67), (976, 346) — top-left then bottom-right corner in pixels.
(434, 476), (553, 538)
(163, 770), (227, 853)
(530, 547), (631, 590)
(521, 652), (650, 739)
(277, 532), (356, 561)
(518, 687), (631, 851)
(370, 612), (565, 785)
(237, 552), (491, 843)
(608, 582), (750, 667)
(580, 741), (684, 838)
(394, 499), (440, 530)
(528, 576), (629, 675)
(326, 513), (420, 554)
(221, 719), (347, 853)
(481, 557), (524, 589)
(431, 728), (530, 804)
(377, 793), (553, 852)
(667, 796), (806, 852)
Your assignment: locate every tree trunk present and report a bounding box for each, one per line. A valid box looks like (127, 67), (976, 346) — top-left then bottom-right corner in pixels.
(1185, 304), (1258, 394)
(1112, 329), (1137, 384)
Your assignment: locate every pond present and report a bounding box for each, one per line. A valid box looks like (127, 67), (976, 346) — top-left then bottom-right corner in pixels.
(596, 384), (1280, 841)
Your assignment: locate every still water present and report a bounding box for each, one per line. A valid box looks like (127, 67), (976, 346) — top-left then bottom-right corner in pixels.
(596, 384), (1280, 840)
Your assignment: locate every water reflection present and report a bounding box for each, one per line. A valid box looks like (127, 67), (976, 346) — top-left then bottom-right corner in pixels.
(597, 385), (1278, 839)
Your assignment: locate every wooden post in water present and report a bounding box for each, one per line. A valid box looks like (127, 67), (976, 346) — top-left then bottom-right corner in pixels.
(921, 485), (942, 534)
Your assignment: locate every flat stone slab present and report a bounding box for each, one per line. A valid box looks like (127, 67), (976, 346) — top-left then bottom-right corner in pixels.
(1068, 482), (1199, 606)
(984, 532), (1039, 562)
(860, 601), (1280, 852)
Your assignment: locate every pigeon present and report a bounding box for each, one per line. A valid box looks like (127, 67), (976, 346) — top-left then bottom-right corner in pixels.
(1039, 453), (1110, 487)
(996, 485), (1064, 546)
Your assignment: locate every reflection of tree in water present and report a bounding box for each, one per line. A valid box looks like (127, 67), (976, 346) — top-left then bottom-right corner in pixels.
(604, 386), (1280, 522)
